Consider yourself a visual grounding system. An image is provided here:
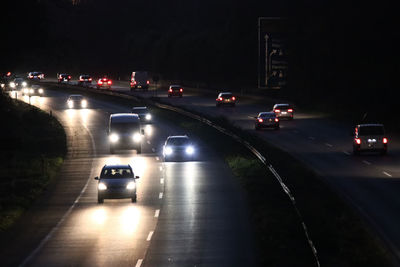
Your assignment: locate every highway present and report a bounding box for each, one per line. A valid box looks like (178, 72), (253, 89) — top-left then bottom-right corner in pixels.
(0, 87), (255, 266)
(96, 81), (400, 260)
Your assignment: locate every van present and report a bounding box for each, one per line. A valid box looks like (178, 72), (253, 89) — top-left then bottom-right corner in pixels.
(130, 71), (149, 91)
(108, 113), (143, 154)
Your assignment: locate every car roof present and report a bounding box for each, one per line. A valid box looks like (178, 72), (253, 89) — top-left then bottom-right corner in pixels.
(274, 103), (290, 107)
(170, 85), (182, 87)
(69, 94), (83, 97)
(132, 106), (147, 109)
(219, 92), (232, 94)
(357, 124), (384, 127)
(110, 113), (140, 122)
(102, 164), (132, 169)
(167, 135), (189, 139)
(258, 112), (275, 116)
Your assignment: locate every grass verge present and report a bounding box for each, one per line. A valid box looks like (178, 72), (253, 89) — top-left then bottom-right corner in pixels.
(0, 93), (66, 231)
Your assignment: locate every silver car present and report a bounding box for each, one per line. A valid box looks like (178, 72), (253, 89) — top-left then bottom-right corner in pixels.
(67, 94), (87, 109)
(272, 104), (294, 120)
(353, 124), (388, 155)
(95, 164), (139, 203)
(163, 135), (195, 161)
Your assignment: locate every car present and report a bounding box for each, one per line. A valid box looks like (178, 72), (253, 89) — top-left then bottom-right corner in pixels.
(78, 74), (92, 86)
(216, 92), (236, 107)
(272, 104), (294, 120)
(163, 135), (195, 161)
(255, 112), (279, 130)
(97, 77), (112, 89)
(27, 72), (44, 80)
(132, 106), (152, 123)
(22, 85), (44, 96)
(130, 71), (150, 90)
(58, 73), (71, 83)
(352, 124), (388, 155)
(168, 85), (183, 97)
(108, 113), (143, 154)
(67, 94), (87, 109)
(94, 164), (139, 203)
(9, 78), (28, 90)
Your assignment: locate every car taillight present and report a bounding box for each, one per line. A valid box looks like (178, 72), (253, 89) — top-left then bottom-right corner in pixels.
(98, 80), (103, 85)
(179, 88), (183, 92)
(275, 118), (279, 122)
(89, 78), (92, 81)
(288, 109), (293, 112)
(355, 138), (361, 145)
(169, 89), (173, 92)
(232, 96), (236, 101)
(68, 76), (71, 79)
(147, 80), (150, 84)
(217, 97), (223, 101)
(383, 137), (388, 144)
(133, 81), (137, 85)
(258, 118), (263, 123)
(274, 109), (280, 113)
(107, 80), (112, 85)
(79, 78), (84, 81)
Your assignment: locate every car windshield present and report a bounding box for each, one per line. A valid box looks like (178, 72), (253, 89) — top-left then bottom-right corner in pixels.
(276, 105), (290, 109)
(259, 113), (275, 118)
(359, 126), (384, 136)
(171, 87), (181, 90)
(220, 93), (233, 98)
(101, 168), (133, 179)
(81, 75), (90, 79)
(111, 122), (140, 133)
(70, 96), (83, 100)
(167, 138), (190, 146)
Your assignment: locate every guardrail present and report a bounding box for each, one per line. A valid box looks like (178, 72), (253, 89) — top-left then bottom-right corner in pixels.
(45, 82), (321, 267)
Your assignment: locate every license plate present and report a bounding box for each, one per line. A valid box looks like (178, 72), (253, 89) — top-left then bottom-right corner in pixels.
(138, 86), (142, 88)
(282, 112), (287, 114)
(224, 99), (230, 102)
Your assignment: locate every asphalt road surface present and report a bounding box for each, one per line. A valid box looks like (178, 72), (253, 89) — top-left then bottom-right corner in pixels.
(0, 87), (255, 266)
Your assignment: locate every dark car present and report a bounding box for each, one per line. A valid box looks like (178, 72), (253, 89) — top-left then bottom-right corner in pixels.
(352, 124), (388, 155)
(78, 74), (92, 86)
(95, 164), (139, 203)
(272, 104), (294, 120)
(255, 112), (279, 130)
(97, 77), (112, 89)
(132, 106), (152, 123)
(216, 92), (236, 107)
(28, 72), (44, 80)
(168, 85), (183, 97)
(58, 73), (71, 83)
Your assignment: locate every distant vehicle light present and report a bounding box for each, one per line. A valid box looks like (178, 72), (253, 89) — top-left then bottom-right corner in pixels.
(68, 100), (73, 108)
(132, 132), (142, 142)
(355, 138), (361, 145)
(81, 99), (87, 108)
(89, 78), (92, 81)
(146, 80), (150, 84)
(1, 84), (5, 88)
(68, 76), (71, 79)
(383, 137), (388, 144)
(145, 114), (152, 120)
(22, 82), (27, 87)
(24, 88), (29, 93)
(168, 88), (173, 92)
(164, 146), (173, 155)
(126, 182), (135, 190)
(6, 72), (11, 77)
(288, 109), (293, 112)
(274, 109), (280, 113)
(38, 88), (44, 94)
(107, 80), (112, 85)
(179, 88), (183, 92)
(110, 133), (119, 143)
(98, 183), (107, 190)
(98, 80), (103, 85)
(275, 118), (279, 122)
(232, 96), (236, 101)
(258, 118), (263, 123)
(217, 97), (223, 101)
(186, 146), (195, 155)
(29, 89), (34, 94)
(9, 82), (15, 88)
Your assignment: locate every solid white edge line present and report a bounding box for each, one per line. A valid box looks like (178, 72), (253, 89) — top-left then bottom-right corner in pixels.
(147, 231), (154, 241)
(362, 160), (371, 165)
(159, 192), (163, 199)
(135, 259), (143, 267)
(383, 171), (392, 177)
(343, 151), (351, 155)
(156, 157), (159, 161)
(159, 166), (163, 171)
(160, 178), (164, 184)
(325, 143), (333, 147)
(155, 209), (160, 217)
(20, 118), (97, 267)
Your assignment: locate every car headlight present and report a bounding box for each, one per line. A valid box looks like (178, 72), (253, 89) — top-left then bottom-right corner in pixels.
(68, 100), (73, 108)
(29, 89), (34, 94)
(133, 132), (142, 142)
(10, 82), (15, 88)
(110, 133), (119, 143)
(145, 114), (151, 120)
(81, 99), (87, 108)
(22, 82), (27, 87)
(126, 182), (136, 190)
(38, 88), (43, 94)
(24, 88), (29, 93)
(98, 183), (107, 190)
(186, 146), (194, 155)
(164, 146), (173, 155)
(1, 83), (5, 88)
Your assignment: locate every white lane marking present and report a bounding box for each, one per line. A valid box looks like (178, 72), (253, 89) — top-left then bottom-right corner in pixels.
(383, 171), (392, 177)
(155, 209), (160, 217)
(21, 118), (97, 267)
(147, 231), (154, 241)
(159, 166), (163, 171)
(159, 192), (163, 199)
(156, 157), (159, 161)
(325, 143), (333, 148)
(362, 160), (371, 165)
(343, 151), (351, 155)
(135, 259), (143, 267)
(147, 140), (151, 145)
(152, 148), (156, 152)
(160, 178), (164, 184)
(308, 136), (315, 140)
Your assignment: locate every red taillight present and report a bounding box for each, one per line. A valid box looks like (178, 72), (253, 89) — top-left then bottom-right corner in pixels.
(179, 88), (183, 92)
(217, 97), (223, 101)
(258, 118), (263, 123)
(98, 80), (103, 85)
(68, 76), (71, 79)
(6, 72), (11, 76)
(89, 78), (92, 81)
(274, 109), (280, 113)
(232, 96), (236, 101)
(79, 78), (84, 81)
(275, 118), (279, 122)
(169, 89), (173, 92)
(383, 137), (388, 144)
(107, 80), (112, 85)
(146, 80), (150, 84)
(355, 138), (361, 145)
(288, 109), (293, 112)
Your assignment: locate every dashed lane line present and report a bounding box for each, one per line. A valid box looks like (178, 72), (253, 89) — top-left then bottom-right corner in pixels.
(155, 209), (160, 218)
(135, 259), (143, 267)
(383, 171), (392, 177)
(147, 231), (154, 241)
